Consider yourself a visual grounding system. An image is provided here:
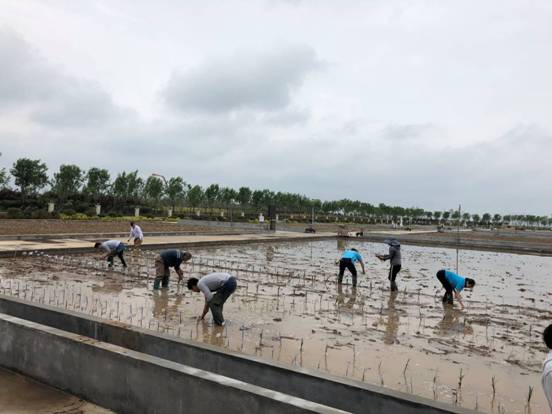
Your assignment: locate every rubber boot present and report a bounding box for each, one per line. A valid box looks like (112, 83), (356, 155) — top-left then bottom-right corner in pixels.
(390, 280), (398, 292)
(153, 279), (161, 290)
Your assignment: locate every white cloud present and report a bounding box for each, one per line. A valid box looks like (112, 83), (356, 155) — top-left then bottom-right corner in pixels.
(163, 45), (323, 113)
(0, 1), (551, 215)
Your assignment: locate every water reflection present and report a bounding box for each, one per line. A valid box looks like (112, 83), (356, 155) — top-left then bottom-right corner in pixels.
(152, 288), (183, 319)
(383, 291), (399, 345)
(202, 323), (225, 347)
(337, 284), (357, 309)
(436, 303), (473, 336)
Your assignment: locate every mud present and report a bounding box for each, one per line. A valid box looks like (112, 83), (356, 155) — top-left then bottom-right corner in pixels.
(0, 366), (112, 413)
(0, 239), (549, 413)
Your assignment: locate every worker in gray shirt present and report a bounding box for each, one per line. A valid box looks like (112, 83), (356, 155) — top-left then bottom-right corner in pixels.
(94, 240), (127, 268)
(187, 272), (237, 326)
(376, 238), (402, 291)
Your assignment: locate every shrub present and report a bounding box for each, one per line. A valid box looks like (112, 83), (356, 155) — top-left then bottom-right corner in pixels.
(7, 207), (23, 219)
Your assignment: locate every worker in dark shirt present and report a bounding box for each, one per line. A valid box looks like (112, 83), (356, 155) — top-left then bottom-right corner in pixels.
(153, 249), (192, 289)
(377, 238), (402, 291)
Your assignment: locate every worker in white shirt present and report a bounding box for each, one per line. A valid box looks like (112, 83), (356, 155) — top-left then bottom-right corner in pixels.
(94, 240), (127, 268)
(542, 324), (552, 413)
(187, 272), (237, 326)
(128, 221), (144, 247)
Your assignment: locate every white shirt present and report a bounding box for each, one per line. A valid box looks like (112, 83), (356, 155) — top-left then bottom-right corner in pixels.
(197, 272), (232, 303)
(101, 240), (120, 253)
(129, 225), (143, 240)
(543, 351), (552, 413)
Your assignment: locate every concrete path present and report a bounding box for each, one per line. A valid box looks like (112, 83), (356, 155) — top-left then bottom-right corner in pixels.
(0, 231), (336, 256)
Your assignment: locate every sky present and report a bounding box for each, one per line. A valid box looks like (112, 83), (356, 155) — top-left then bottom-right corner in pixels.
(0, 0), (551, 215)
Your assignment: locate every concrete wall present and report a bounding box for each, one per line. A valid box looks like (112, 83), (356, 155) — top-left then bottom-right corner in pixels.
(0, 312), (346, 414)
(179, 218), (268, 231)
(0, 295), (477, 414)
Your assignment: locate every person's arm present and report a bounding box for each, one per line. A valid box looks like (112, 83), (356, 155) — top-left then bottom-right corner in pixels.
(198, 301), (209, 321)
(175, 267), (184, 282)
(454, 290), (464, 309)
(359, 259), (366, 274)
(543, 370), (552, 410)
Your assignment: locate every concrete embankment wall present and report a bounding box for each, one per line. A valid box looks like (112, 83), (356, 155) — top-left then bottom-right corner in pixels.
(0, 295), (476, 414)
(0, 312), (347, 414)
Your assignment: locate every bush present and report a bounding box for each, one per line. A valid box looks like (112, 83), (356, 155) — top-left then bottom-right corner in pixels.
(7, 207), (23, 219)
(60, 208), (76, 216)
(85, 207), (98, 216)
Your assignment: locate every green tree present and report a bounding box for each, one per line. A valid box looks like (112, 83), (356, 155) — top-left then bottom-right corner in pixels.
(204, 184), (220, 206)
(482, 213), (491, 224)
(10, 158), (48, 195)
(143, 176), (164, 204)
(433, 211), (442, 221)
(51, 164), (84, 199)
(112, 170), (143, 200)
(237, 186), (252, 205)
(218, 187), (237, 206)
(187, 185), (204, 207)
(472, 214), (481, 224)
(493, 214), (502, 224)
(166, 177), (188, 209)
(0, 167), (8, 189)
(84, 168), (111, 199)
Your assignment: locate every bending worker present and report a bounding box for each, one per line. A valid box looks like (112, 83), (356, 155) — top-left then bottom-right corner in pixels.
(376, 238), (402, 291)
(187, 272), (237, 326)
(337, 248), (365, 287)
(94, 240), (127, 268)
(128, 221), (144, 247)
(436, 269), (475, 309)
(154, 249), (192, 289)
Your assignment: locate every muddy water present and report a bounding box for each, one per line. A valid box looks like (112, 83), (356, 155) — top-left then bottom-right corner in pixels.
(0, 239), (550, 413)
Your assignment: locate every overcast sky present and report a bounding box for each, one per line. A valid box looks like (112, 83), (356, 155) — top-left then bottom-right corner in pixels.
(1, 0), (551, 215)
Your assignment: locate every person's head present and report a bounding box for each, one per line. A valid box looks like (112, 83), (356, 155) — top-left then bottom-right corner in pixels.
(464, 278), (476, 289)
(187, 277), (199, 292)
(130, 221), (135, 228)
(182, 251), (192, 262)
(351, 248), (359, 253)
(94, 242), (101, 248)
(543, 324), (552, 349)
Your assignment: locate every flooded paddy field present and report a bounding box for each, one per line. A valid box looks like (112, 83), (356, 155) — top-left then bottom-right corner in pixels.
(0, 239), (550, 413)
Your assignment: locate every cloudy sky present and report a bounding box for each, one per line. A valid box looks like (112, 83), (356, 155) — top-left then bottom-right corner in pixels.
(1, 0), (551, 214)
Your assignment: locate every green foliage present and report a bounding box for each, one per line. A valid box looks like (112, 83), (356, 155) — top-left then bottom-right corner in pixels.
(7, 207), (23, 218)
(51, 164), (84, 198)
(187, 185), (204, 207)
(112, 170), (143, 200)
(218, 187), (237, 206)
(204, 184), (220, 206)
(166, 177), (188, 207)
(143, 176), (165, 203)
(0, 167), (8, 189)
(84, 167), (111, 198)
(10, 158), (48, 195)
(237, 186), (251, 205)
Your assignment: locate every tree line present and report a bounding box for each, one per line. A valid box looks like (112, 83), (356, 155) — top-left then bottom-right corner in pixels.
(0, 157), (550, 226)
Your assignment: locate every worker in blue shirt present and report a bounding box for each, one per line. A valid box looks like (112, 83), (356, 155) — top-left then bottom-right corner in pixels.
(436, 269), (475, 309)
(337, 248), (365, 287)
